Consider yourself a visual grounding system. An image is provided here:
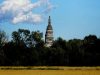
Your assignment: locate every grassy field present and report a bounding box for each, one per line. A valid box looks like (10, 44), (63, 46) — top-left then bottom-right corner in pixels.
(0, 70), (100, 75)
(0, 67), (100, 75)
(0, 66), (100, 70)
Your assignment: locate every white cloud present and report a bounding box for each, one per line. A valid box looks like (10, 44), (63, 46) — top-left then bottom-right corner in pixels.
(12, 12), (42, 24)
(0, 0), (54, 24)
(43, 4), (56, 13)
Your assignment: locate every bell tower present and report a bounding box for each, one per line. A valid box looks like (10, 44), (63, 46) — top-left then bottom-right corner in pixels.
(45, 16), (53, 47)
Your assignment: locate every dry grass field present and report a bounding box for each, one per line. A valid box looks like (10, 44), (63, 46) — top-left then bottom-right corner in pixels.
(0, 67), (100, 75)
(0, 70), (100, 75)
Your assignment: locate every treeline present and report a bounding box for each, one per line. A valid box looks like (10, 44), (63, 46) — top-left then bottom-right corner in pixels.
(0, 29), (100, 66)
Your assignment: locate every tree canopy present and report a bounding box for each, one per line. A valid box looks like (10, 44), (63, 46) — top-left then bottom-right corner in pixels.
(0, 29), (100, 66)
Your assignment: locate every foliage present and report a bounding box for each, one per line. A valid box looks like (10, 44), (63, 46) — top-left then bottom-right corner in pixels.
(0, 30), (8, 47)
(0, 29), (100, 66)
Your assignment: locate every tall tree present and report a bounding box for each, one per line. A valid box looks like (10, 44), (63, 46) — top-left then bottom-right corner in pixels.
(0, 30), (8, 65)
(0, 30), (8, 47)
(30, 31), (43, 47)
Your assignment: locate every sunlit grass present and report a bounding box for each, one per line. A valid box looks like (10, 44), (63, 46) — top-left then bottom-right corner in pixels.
(0, 66), (100, 75)
(0, 69), (100, 75)
(0, 66), (100, 70)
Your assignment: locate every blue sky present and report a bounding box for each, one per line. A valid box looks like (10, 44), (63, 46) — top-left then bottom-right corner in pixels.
(0, 0), (100, 40)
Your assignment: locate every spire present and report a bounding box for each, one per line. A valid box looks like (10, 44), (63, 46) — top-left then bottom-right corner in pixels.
(45, 16), (53, 47)
(48, 16), (51, 25)
(47, 16), (52, 30)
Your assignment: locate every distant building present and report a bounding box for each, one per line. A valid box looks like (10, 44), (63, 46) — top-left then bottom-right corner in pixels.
(45, 16), (53, 47)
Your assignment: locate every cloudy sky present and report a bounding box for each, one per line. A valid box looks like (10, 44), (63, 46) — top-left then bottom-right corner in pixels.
(0, 0), (100, 40)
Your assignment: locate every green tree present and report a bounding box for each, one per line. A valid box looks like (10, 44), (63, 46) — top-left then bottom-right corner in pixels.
(12, 29), (30, 46)
(83, 35), (98, 53)
(30, 31), (43, 47)
(12, 31), (20, 44)
(18, 29), (30, 43)
(52, 37), (67, 49)
(12, 29), (43, 47)
(66, 39), (83, 66)
(0, 30), (8, 65)
(0, 30), (8, 47)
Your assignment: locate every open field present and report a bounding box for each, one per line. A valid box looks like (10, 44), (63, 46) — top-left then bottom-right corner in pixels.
(0, 66), (100, 70)
(0, 67), (100, 75)
(0, 70), (100, 75)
